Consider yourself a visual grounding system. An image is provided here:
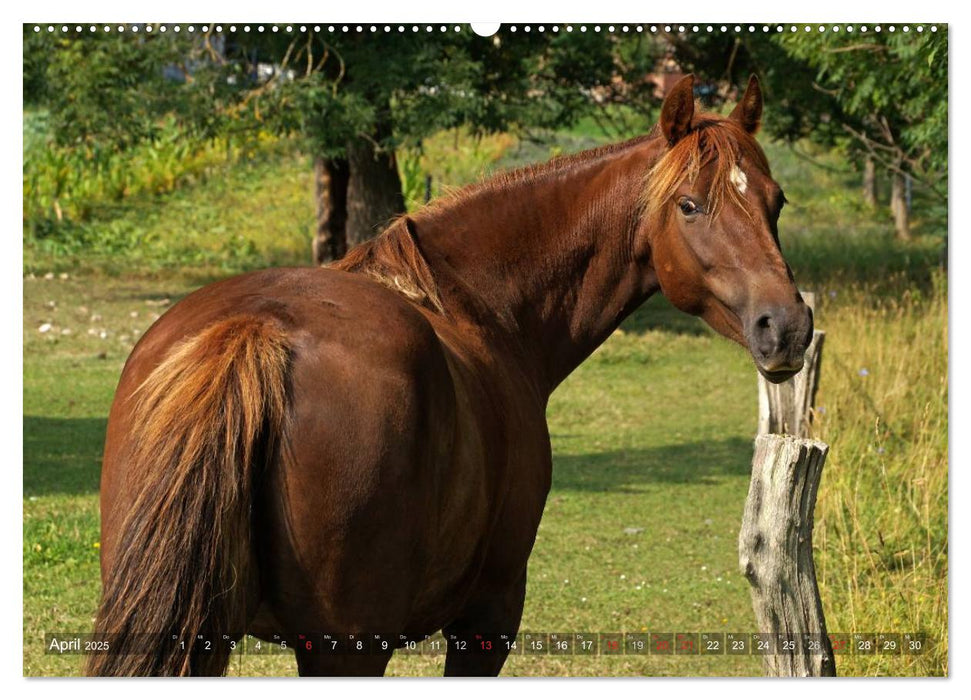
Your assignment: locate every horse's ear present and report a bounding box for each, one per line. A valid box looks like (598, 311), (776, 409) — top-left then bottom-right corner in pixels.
(729, 74), (763, 134)
(659, 74), (696, 146)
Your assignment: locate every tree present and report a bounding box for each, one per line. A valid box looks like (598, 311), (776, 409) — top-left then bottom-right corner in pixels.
(24, 28), (237, 148)
(26, 26), (622, 262)
(776, 28), (947, 240)
(239, 28), (624, 262)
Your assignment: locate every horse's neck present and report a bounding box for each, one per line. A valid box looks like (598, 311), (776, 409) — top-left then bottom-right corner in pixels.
(414, 137), (664, 394)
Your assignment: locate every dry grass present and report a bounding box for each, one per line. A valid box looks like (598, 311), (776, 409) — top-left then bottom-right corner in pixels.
(810, 271), (947, 675)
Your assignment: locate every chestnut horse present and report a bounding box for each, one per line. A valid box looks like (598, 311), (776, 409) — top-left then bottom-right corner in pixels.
(88, 75), (812, 677)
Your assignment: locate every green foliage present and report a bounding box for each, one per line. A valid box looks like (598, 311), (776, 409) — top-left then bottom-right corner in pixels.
(38, 32), (185, 148)
(242, 29), (625, 154)
(27, 27), (628, 163)
(26, 27), (250, 145)
(270, 77), (377, 157)
(24, 26), (641, 252)
(778, 28), (948, 192)
(23, 27), (51, 105)
(397, 148), (427, 210)
(666, 33), (846, 145)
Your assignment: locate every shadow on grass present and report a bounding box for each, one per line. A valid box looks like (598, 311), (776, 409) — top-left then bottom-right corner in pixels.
(24, 416), (106, 497)
(24, 414), (753, 497)
(551, 436), (753, 492)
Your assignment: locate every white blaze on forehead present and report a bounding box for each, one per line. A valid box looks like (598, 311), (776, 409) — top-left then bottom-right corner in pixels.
(730, 164), (748, 194)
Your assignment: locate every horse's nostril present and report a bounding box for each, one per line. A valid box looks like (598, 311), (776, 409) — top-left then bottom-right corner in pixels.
(750, 304), (812, 368)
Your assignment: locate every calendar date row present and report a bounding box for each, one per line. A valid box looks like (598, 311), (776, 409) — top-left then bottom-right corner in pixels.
(46, 631), (928, 656)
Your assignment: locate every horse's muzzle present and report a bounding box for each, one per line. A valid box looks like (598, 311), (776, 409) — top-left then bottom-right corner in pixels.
(747, 302), (813, 384)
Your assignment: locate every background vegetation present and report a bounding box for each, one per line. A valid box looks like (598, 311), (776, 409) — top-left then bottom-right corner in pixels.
(23, 24), (947, 677)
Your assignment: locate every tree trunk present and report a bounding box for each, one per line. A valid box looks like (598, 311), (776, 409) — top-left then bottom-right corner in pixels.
(346, 134), (406, 250)
(740, 435), (837, 677)
(312, 156), (350, 265)
(862, 156), (877, 207)
(890, 169), (911, 241)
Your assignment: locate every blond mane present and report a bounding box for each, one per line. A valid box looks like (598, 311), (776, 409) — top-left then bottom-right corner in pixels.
(331, 217), (446, 315)
(643, 115), (770, 220)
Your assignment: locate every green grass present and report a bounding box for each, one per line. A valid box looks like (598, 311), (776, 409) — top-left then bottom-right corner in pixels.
(23, 124), (946, 677)
(23, 275), (184, 676)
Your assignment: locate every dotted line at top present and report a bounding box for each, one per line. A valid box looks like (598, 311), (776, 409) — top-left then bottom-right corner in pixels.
(30, 24), (939, 35)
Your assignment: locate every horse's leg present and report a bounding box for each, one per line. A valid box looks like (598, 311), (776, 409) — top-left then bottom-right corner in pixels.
(442, 571), (527, 677)
(294, 649), (394, 677)
(440, 429), (550, 678)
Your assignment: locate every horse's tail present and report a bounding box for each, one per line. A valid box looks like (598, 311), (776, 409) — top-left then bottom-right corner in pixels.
(86, 315), (291, 676)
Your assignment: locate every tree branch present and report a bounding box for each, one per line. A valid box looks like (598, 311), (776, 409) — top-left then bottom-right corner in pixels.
(305, 30), (314, 78)
(840, 122), (947, 202)
(202, 28), (226, 65)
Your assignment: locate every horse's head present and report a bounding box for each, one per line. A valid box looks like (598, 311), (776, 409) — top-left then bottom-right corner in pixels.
(641, 74), (813, 383)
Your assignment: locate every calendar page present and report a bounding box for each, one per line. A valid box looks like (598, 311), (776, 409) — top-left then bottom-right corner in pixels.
(22, 17), (948, 681)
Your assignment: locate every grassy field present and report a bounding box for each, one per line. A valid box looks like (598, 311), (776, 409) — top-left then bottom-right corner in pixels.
(22, 126), (947, 676)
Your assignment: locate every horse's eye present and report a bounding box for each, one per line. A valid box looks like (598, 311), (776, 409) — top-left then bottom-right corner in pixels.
(678, 197), (701, 217)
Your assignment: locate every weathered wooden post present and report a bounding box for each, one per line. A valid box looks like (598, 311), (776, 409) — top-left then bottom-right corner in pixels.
(757, 292), (825, 438)
(739, 435), (836, 676)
